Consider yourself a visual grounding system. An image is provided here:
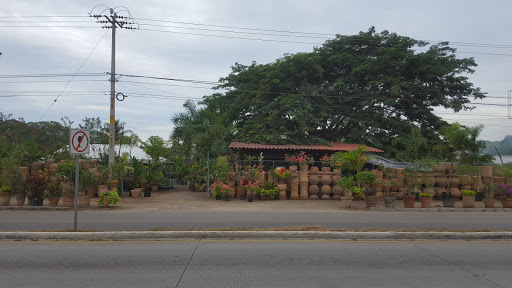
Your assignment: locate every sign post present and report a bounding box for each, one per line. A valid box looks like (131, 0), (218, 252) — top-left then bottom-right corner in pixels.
(69, 129), (90, 230)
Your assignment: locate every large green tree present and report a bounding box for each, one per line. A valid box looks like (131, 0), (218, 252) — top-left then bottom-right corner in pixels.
(205, 27), (485, 153)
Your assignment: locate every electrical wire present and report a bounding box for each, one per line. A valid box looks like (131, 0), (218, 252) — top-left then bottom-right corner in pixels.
(39, 29), (110, 121)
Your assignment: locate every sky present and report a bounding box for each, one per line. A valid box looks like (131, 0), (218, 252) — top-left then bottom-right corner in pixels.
(1, 0), (512, 144)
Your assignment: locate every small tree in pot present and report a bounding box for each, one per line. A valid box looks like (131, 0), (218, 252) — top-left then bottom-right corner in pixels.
(26, 173), (47, 206)
(44, 181), (63, 206)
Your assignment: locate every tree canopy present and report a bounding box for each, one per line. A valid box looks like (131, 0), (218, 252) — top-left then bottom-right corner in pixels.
(196, 27), (484, 155)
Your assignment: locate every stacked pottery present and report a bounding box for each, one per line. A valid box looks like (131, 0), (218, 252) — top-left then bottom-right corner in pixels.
(299, 170), (309, 200)
(308, 168), (320, 200)
(290, 170), (299, 200)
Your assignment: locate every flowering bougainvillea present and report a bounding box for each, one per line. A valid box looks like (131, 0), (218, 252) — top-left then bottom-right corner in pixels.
(284, 151), (308, 165)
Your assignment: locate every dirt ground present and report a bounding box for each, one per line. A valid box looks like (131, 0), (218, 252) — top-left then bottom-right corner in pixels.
(73, 185), (502, 212)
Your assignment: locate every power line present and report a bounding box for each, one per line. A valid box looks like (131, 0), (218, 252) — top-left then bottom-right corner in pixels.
(39, 29), (110, 121)
(0, 73), (104, 78)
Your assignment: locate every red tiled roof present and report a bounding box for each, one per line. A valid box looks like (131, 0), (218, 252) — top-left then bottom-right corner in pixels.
(229, 141), (384, 153)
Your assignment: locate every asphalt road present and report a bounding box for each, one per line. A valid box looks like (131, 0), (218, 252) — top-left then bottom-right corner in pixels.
(1, 240), (510, 288)
(1, 210), (511, 231)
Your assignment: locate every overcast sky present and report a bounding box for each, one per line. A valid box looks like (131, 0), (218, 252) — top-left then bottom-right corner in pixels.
(1, 0), (512, 144)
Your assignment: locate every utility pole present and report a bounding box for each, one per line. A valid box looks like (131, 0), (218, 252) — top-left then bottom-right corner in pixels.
(90, 7), (137, 171)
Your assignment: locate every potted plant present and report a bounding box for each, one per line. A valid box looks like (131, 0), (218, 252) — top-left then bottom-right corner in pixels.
(44, 181), (63, 206)
(78, 169), (97, 208)
(256, 182), (279, 200)
(461, 189), (476, 208)
(145, 161), (164, 195)
(269, 167), (296, 200)
(0, 185), (12, 206)
(243, 181), (259, 200)
(419, 193), (433, 208)
(338, 176), (355, 208)
(97, 188), (121, 207)
(26, 172), (47, 206)
(356, 171), (377, 207)
(11, 170), (27, 206)
(482, 180), (496, 208)
(212, 181), (234, 201)
(496, 184), (512, 208)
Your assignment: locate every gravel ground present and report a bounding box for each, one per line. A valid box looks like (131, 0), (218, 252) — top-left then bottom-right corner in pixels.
(8, 185), (504, 212)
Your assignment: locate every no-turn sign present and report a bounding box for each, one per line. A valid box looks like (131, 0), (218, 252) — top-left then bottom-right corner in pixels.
(69, 129), (90, 155)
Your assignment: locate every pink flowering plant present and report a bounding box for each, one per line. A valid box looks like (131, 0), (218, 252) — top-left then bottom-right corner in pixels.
(243, 181), (260, 195)
(284, 151), (309, 165)
(213, 181), (234, 198)
(496, 184), (512, 200)
(320, 154), (333, 167)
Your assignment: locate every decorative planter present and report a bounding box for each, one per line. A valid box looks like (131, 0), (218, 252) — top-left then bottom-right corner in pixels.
(277, 183), (287, 200)
(48, 197), (60, 206)
(289, 165), (298, 172)
(309, 166), (319, 174)
(320, 185), (331, 200)
(483, 198), (495, 208)
(308, 185), (320, 200)
(420, 197), (432, 208)
(435, 176), (449, 188)
(103, 195), (110, 207)
(151, 184), (159, 193)
(423, 187), (436, 197)
(353, 192), (363, 201)
(340, 198), (352, 208)
(62, 195), (75, 207)
(365, 196), (378, 208)
(479, 166), (493, 178)
(28, 197), (44, 206)
(501, 199), (512, 208)
(78, 195), (90, 208)
(260, 195), (274, 200)
(131, 189), (142, 198)
(432, 163), (445, 175)
(15, 194), (25, 206)
(309, 175), (320, 185)
(403, 195), (415, 208)
(0, 192), (11, 206)
(384, 197), (396, 208)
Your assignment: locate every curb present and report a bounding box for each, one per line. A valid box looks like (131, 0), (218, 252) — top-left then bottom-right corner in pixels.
(0, 206), (72, 211)
(1, 231), (512, 241)
(369, 207), (512, 212)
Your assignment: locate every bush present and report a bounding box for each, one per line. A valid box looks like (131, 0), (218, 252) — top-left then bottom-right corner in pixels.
(97, 189), (121, 207)
(419, 193), (433, 198)
(26, 173), (47, 199)
(355, 171), (376, 185)
(461, 189), (476, 196)
(44, 181), (63, 198)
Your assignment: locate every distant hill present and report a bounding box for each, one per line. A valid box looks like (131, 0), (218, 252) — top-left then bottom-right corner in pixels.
(483, 135), (512, 155)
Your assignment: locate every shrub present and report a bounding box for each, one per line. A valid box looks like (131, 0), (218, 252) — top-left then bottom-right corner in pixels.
(26, 173), (47, 199)
(97, 189), (121, 207)
(355, 171), (376, 185)
(44, 181), (63, 198)
(461, 190), (476, 196)
(213, 181), (234, 198)
(419, 193), (433, 198)
(496, 184), (512, 200)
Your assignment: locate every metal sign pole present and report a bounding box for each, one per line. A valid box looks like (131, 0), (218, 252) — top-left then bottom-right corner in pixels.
(74, 155), (79, 230)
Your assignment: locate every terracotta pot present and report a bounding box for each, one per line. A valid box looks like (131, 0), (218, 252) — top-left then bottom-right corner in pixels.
(445, 163), (457, 174)
(131, 189), (142, 198)
(78, 195), (90, 208)
(436, 176), (449, 188)
(449, 176), (461, 187)
(151, 184), (159, 192)
(340, 198), (352, 208)
(236, 187), (246, 199)
(471, 176), (484, 191)
(15, 194), (25, 206)
(300, 165), (309, 172)
(423, 175), (436, 187)
(103, 195), (110, 207)
(299, 182), (309, 200)
(483, 198), (495, 208)
(462, 195), (475, 208)
(501, 199), (512, 208)
(494, 177), (506, 185)
(321, 167), (331, 173)
(479, 166), (493, 178)
(0, 192), (11, 206)
(403, 195), (415, 208)
(309, 166), (319, 174)
(321, 174), (332, 185)
(332, 185), (342, 196)
(450, 187), (461, 198)
(31, 161), (45, 173)
(420, 197), (432, 208)
(289, 165), (298, 172)
(48, 197), (60, 206)
(290, 177), (299, 200)
(320, 185), (331, 200)
(309, 175), (320, 185)
(62, 195), (75, 207)
(97, 185), (108, 197)
(432, 163), (445, 175)
(277, 183), (287, 200)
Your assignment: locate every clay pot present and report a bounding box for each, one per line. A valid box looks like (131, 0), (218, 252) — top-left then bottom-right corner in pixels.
(462, 195), (475, 208)
(420, 197), (432, 208)
(31, 162), (45, 173)
(483, 199), (495, 208)
(449, 187), (462, 198)
(332, 185), (342, 196)
(289, 165), (298, 172)
(403, 195), (415, 208)
(321, 167), (331, 173)
(320, 185), (331, 200)
(309, 166), (319, 174)
(449, 176), (461, 187)
(432, 163), (445, 175)
(423, 175), (436, 187)
(436, 176), (449, 188)
(321, 174), (332, 185)
(309, 175), (320, 185)
(436, 187), (446, 197)
(131, 189), (142, 198)
(277, 183), (287, 200)
(290, 178), (299, 200)
(332, 175), (341, 185)
(471, 176), (484, 191)
(479, 166), (493, 178)
(308, 185), (320, 199)
(78, 195), (90, 208)
(494, 177), (506, 185)
(299, 182), (309, 200)
(445, 163), (457, 174)
(423, 187), (436, 197)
